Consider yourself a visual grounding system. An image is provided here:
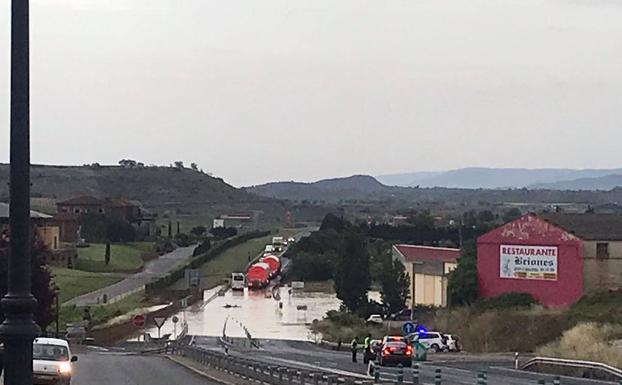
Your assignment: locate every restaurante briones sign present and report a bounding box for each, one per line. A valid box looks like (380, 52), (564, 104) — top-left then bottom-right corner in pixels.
(500, 245), (558, 280)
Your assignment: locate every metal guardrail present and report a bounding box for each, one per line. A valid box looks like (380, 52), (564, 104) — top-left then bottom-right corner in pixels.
(520, 356), (622, 380)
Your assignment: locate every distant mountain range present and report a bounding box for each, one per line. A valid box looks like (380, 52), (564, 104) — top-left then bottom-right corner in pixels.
(376, 167), (622, 190)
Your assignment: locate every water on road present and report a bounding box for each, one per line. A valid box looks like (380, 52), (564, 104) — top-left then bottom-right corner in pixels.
(146, 286), (345, 340)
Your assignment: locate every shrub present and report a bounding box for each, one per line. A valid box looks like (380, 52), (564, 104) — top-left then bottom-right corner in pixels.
(193, 239), (211, 257)
(209, 226), (238, 239)
(537, 323), (622, 368)
(476, 292), (539, 311)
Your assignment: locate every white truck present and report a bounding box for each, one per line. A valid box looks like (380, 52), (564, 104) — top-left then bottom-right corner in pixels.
(272, 236), (285, 252)
(231, 273), (245, 291)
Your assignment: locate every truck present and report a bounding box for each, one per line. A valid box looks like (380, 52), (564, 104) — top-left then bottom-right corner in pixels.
(231, 273), (245, 291)
(272, 236), (285, 252)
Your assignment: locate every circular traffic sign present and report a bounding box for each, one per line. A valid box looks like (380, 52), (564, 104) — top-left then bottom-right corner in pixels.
(172, 316), (179, 324)
(402, 321), (416, 335)
(133, 314), (146, 328)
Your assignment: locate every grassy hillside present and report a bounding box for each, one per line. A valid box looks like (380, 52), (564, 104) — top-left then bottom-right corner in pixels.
(0, 164), (284, 222)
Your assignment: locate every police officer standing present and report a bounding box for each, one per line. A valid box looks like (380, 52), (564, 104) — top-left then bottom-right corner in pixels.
(363, 333), (372, 364)
(350, 337), (358, 363)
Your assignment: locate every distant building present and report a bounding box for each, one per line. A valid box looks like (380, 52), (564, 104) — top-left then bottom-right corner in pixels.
(392, 244), (461, 308)
(477, 213), (622, 307)
(0, 202), (60, 250)
(213, 213), (258, 231)
(56, 196), (142, 223)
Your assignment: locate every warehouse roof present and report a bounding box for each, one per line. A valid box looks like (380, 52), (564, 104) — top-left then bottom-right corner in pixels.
(393, 244), (461, 263)
(541, 213), (622, 241)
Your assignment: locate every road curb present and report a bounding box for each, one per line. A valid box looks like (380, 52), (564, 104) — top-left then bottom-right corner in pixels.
(165, 355), (237, 385)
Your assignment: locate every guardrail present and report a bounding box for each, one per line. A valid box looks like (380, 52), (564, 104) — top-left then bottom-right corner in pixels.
(520, 356), (622, 381)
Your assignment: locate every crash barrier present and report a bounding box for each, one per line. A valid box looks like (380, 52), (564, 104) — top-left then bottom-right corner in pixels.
(521, 357), (622, 382)
(368, 363), (437, 384)
(179, 345), (375, 385)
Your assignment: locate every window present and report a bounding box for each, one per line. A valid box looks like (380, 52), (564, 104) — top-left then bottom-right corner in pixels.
(597, 243), (609, 260)
(74, 208), (80, 214)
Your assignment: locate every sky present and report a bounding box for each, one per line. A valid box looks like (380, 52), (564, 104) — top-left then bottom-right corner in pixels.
(1, 0), (621, 187)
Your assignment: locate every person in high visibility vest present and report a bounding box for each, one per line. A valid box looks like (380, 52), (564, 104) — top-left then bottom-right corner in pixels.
(363, 334), (372, 364)
(350, 337), (359, 363)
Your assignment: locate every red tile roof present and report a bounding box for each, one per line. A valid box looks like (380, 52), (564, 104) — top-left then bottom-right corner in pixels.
(393, 244), (461, 263)
(57, 195), (103, 206)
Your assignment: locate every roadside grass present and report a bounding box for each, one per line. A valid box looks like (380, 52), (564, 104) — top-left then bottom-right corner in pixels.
(310, 310), (386, 343)
(302, 280), (335, 294)
(51, 267), (124, 304)
(59, 292), (147, 329)
(76, 242), (155, 273)
(197, 235), (274, 289)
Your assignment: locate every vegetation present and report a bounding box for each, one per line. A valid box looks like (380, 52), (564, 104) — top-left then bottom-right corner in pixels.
(476, 292), (538, 311)
(59, 292), (146, 329)
(210, 226), (238, 239)
(447, 241), (478, 305)
(79, 213), (136, 243)
(51, 267), (123, 304)
(197, 234), (274, 289)
(334, 232), (371, 313)
(146, 230), (270, 292)
(0, 238), (55, 329)
(76, 242), (154, 273)
(379, 258), (410, 314)
(310, 310), (385, 343)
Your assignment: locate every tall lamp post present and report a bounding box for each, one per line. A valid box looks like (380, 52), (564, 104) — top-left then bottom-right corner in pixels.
(0, 1), (41, 384)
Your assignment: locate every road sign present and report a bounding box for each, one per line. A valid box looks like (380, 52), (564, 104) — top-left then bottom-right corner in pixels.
(132, 314), (146, 328)
(402, 321), (416, 335)
(153, 316), (167, 328)
(172, 316), (179, 324)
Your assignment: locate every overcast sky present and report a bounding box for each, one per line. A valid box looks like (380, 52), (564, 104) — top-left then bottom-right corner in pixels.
(1, 0), (621, 186)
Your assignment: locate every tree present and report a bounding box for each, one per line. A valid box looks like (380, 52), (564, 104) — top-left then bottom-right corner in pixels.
(0, 235), (54, 330)
(190, 225), (207, 237)
(447, 241), (478, 306)
(174, 161), (184, 169)
(104, 241), (111, 265)
(379, 258), (410, 314)
(209, 226), (237, 239)
(190, 162), (199, 171)
(118, 159), (137, 168)
(320, 213), (350, 233)
(334, 232), (370, 312)
(502, 208), (522, 223)
(105, 219), (136, 242)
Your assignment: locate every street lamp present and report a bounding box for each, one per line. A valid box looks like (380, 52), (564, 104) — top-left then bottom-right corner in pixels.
(0, 1), (41, 384)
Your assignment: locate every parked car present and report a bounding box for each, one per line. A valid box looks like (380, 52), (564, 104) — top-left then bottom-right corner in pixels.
(443, 334), (460, 352)
(33, 337), (78, 385)
(378, 336), (413, 367)
(416, 332), (448, 352)
(366, 314), (383, 324)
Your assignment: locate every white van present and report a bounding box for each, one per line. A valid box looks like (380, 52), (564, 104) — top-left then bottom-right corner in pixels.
(33, 337), (78, 385)
(231, 273), (245, 291)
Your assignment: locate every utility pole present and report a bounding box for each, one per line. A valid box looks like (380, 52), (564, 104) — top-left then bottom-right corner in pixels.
(0, 1), (41, 384)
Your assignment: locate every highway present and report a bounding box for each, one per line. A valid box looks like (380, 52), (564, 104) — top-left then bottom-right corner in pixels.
(66, 245), (196, 306)
(72, 348), (218, 385)
(191, 336), (617, 385)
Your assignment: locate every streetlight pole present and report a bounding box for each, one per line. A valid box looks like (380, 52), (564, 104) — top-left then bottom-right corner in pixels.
(0, 1), (40, 384)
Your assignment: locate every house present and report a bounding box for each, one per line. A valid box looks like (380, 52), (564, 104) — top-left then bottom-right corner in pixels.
(56, 196), (141, 222)
(213, 213), (258, 231)
(392, 244), (461, 308)
(0, 202), (60, 250)
(477, 213), (622, 307)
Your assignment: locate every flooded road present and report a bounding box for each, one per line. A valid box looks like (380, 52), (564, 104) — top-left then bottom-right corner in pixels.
(146, 286), (345, 341)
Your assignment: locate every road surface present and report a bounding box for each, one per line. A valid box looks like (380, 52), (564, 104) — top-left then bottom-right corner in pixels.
(67, 245), (196, 306)
(72, 348), (217, 385)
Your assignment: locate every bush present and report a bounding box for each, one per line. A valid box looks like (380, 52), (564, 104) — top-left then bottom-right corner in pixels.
(537, 323), (622, 368)
(106, 218), (136, 242)
(476, 292), (539, 311)
(288, 252), (335, 281)
(209, 226), (238, 239)
(174, 233), (192, 247)
(193, 239), (211, 257)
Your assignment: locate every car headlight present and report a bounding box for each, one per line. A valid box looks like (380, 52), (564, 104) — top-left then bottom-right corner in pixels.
(58, 361), (72, 375)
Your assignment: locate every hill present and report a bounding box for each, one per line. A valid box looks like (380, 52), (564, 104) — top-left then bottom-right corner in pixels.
(246, 174), (622, 206)
(245, 175), (390, 202)
(0, 164), (278, 219)
(531, 174), (622, 191)
(376, 167), (622, 189)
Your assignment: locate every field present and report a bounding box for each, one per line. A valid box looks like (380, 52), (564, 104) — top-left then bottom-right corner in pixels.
(76, 242), (155, 273)
(197, 235), (274, 289)
(51, 267), (124, 304)
(59, 292), (147, 329)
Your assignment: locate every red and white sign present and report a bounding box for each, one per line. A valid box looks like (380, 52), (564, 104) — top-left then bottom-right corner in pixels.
(500, 245), (558, 280)
(132, 314), (146, 328)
